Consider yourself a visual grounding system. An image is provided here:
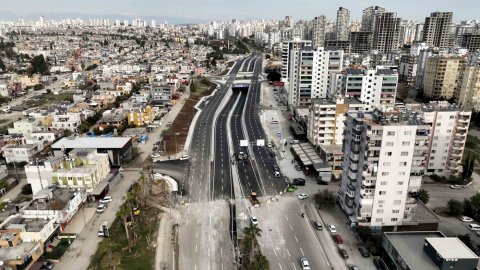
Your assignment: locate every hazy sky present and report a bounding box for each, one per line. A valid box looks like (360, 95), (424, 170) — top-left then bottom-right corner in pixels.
(0, 0), (478, 23)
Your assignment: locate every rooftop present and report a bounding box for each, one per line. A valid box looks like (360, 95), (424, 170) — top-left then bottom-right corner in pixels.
(3, 216), (51, 232)
(312, 96), (363, 106)
(0, 240), (38, 261)
(426, 237), (478, 259)
(385, 231), (446, 270)
(52, 136), (131, 149)
(26, 188), (78, 211)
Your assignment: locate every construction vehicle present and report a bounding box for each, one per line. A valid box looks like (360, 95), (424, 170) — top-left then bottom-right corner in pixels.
(250, 192), (259, 206)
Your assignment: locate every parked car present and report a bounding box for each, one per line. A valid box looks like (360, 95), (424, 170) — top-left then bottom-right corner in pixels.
(358, 245), (371, 257)
(96, 203), (107, 213)
(328, 224), (337, 233)
(274, 171), (281, 178)
(151, 153), (161, 158)
(267, 142), (272, 148)
(250, 216), (258, 225)
(300, 258), (311, 270)
(450, 184), (462, 189)
(349, 266), (359, 270)
(313, 220), (323, 230)
(461, 216), (474, 222)
(272, 164), (279, 171)
(100, 196), (112, 204)
(295, 165), (302, 171)
(180, 155), (190, 160)
(42, 261), (54, 270)
(469, 224), (480, 231)
(297, 193), (308, 200)
(292, 178), (305, 186)
(339, 248), (349, 259)
(290, 140), (299, 144)
(332, 234), (343, 244)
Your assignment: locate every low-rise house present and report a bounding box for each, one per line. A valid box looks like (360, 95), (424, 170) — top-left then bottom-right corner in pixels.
(0, 231), (44, 270)
(127, 105), (155, 126)
(51, 112), (82, 132)
(150, 83), (174, 105)
(2, 141), (44, 163)
(8, 118), (41, 136)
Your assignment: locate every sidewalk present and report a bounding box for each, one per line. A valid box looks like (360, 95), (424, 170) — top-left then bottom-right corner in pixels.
(1, 178), (26, 202)
(155, 213), (174, 270)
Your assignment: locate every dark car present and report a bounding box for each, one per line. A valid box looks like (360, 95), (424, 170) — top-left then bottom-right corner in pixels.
(339, 248), (349, 259)
(295, 165), (302, 171)
(333, 234), (343, 244)
(358, 246), (370, 257)
(272, 164), (279, 171)
(373, 258), (386, 270)
(292, 178), (305, 186)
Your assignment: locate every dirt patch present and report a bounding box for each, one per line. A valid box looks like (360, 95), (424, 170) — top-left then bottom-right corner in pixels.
(164, 81), (216, 156)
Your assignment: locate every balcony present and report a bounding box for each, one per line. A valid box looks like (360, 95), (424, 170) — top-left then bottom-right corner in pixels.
(346, 190), (355, 198)
(347, 184), (356, 192)
(361, 180), (376, 188)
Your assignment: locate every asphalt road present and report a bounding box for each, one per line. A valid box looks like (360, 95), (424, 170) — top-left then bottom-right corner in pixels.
(177, 56), (253, 270)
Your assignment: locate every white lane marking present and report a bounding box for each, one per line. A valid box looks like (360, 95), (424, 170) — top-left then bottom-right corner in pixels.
(300, 247), (305, 256)
(278, 263), (283, 270)
(292, 262), (298, 270)
(274, 249), (278, 257)
(289, 224), (293, 231)
(295, 236), (299, 243)
(285, 215), (288, 221)
(195, 244), (198, 253)
(286, 248), (291, 257)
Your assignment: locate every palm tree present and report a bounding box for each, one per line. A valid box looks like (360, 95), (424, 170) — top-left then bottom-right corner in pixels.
(244, 224), (262, 239)
(416, 189), (430, 204)
(250, 254), (270, 270)
(117, 203), (132, 243)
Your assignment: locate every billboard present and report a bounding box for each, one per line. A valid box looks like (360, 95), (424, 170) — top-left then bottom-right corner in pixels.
(273, 81), (285, 87)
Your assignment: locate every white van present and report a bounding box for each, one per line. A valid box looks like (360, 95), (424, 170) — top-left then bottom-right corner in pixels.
(469, 224), (480, 231)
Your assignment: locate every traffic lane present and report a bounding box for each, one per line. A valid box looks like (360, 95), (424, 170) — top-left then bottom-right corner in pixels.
(256, 197), (331, 270)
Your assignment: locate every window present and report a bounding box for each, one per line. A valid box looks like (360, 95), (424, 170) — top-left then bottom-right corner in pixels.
(404, 131), (412, 135)
(382, 172), (389, 176)
(434, 136), (439, 140)
(380, 181), (387, 185)
(436, 122), (441, 126)
(396, 191), (403, 195)
(393, 200), (401, 205)
(376, 218), (382, 222)
(399, 162), (407, 167)
(378, 200), (385, 204)
(398, 181), (404, 185)
(402, 141), (410, 146)
(386, 152), (392, 156)
(398, 172), (406, 176)
(392, 210), (400, 213)
(377, 209), (384, 214)
(379, 191), (387, 195)
(391, 218), (398, 222)
(401, 151), (409, 156)
(383, 162), (391, 166)
(386, 142), (394, 146)
(387, 131), (395, 136)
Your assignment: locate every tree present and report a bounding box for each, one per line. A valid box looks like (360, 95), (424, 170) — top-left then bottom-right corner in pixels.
(462, 153), (475, 183)
(314, 189), (336, 209)
(448, 199), (463, 216)
(250, 254), (270, 270)
(416, 189), (430, 204)
(464, 198), (475, 217)
(21, 184), (33, 195)
(457, 234), (474, 249)
(28, 54), (49, 75)
(0, 58), (5, 71)
(266, 70), (281, 82)
(190, 80), (196, 93)
(116, 203), (132, 244)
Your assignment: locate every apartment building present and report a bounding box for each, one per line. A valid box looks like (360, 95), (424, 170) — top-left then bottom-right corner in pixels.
(288, 47), (329, 107)
(339, 110), (429, 227)
(350, 31), (373, 54)
(399, 54), (418, 86)
(311, 16), (326, 48)
(2, 141), (44, 163)
(335, 7), (350, 41)
(51, 113), (82, 132)
(127, 105), (155, 126)
(361, 6), (386, 32)
(342, 66), (398, 111)
(307, 96), (365, 146)
(281, 38), (312, 79)
(461, 33), (480, 52)
(423, 57), (465, 99)
(405, 102), (471, 176)
(458, 65), (480, 111)
(415, 49), (435, 89)
(8, 118), (40, 136)
(422, 12), (453, 49)
(372, 12), (402, 53)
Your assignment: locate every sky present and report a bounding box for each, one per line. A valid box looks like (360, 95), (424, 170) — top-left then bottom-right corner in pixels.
(0, 0), (478, 23)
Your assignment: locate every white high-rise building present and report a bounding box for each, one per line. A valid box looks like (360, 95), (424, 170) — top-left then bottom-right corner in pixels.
(288, 47), (329, 107)
(281, 38), (312, 79)
(151, 19), (157, 28)
(312, 16), (326, 47)
(335, 7), (350, 41)
(459, 65), (480, 111)
(342, 67), (398, 111)
(340, 110), (429, 227)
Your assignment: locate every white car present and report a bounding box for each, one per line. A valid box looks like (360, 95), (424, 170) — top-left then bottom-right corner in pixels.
(461, 216), (474, 222)
(300, 258), (311, 270)
(151, 153), (161, 158)
(180, 155), (190, 160)
(267, 143), (272, 148)
(100, 196), (112, 204)
(450, 184), (462, 189)
(328, 224), (337, 233)
(298, 193), (309, 200)
(250, 216), (258, 225)
(96, 203), (107, 213)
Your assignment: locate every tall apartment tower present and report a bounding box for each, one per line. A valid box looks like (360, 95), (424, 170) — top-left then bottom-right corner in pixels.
(340, 110), (429, 227)
(342, 67), (398, 111)
(288, 47), (329, 107)
(458, 65), (480, 111)
(335, 7), (350, 41)
(372, 12), (402, 53)
(422, 12), (453, 49)
(312, 16), (326, 48)
(281, 38), (312, 79)
(361, 6), (386, 32)
(423, 57), (465, 100)
(307, 96), (365, 147)
(405, 102), (471, 176)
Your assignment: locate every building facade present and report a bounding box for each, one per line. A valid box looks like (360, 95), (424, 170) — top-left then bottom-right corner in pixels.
(458, 65), (480, 110)
(312, 16), (326, 48)
(422, 12), (453, 49)
(335, 7), (350, 41)
(339, 110), (429, 227)
(281, 38), (312, 79)
(372, 12), (402, 53)
(423, 57), (465, 99)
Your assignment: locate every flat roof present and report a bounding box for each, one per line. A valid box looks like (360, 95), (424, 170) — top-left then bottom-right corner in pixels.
(52, 137), (131, 149)
(426, 237), (478, 259)
(0, 241), (38, 260)
(385, 231), (445, 270)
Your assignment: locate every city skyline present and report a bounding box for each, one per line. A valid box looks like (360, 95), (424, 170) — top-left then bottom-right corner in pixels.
(0, 0), (478, 23)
